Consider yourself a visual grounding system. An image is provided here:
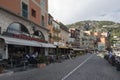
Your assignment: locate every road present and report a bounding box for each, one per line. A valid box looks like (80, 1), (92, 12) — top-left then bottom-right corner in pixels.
(0, 53), (120, 80)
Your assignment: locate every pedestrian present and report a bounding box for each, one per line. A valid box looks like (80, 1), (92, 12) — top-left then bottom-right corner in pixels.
(97, 51), (99, 54)
(25, 53), (30, 60)
(30, 51), (38, 64)
(108, 50), (115, 65)
(108, 51), (113, 59)
(31, 51), (38, 58)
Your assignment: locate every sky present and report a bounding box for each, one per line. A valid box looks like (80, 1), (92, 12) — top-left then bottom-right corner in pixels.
(48, 0), (120, 24)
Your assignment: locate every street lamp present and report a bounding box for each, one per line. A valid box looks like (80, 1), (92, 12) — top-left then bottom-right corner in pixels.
(93, 31), (98, 53)
(107, 31), (112, 51)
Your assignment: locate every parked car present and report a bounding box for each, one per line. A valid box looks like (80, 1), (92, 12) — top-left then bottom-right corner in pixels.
(114, 50), (120, 71)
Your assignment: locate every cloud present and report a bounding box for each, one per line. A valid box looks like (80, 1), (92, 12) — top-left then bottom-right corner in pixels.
(90, 10), (120, 22)
(49, 0), (120, 24)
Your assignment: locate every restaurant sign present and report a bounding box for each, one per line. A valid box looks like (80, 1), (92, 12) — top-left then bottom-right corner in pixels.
(3, 32), (47, 43)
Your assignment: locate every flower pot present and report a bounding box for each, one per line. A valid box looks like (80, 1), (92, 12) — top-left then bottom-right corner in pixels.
(0, 67), (4, 74)
(37, 63), (46, 68)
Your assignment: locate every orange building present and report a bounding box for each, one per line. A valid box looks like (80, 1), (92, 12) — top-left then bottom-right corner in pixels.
(0, 0), (57, 60)
(100, 37), (106, 43)
(0, 0), (48, 27)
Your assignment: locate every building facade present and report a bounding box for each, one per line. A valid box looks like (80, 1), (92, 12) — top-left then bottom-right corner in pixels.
(52, 20), (61, 45)
(0, 0), (56, 61)
(48, 14), (54, 43)
(59, 23), (69, 47)
(69, 28), (80, 48)
(0, 0), (48, 28)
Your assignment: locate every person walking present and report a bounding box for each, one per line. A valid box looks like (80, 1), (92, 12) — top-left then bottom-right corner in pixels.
(108, 50), (115, 66)
(108, 51), (112, 59)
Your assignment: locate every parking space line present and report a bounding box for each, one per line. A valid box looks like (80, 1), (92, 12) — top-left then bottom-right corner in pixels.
(61, 54), (94, 80)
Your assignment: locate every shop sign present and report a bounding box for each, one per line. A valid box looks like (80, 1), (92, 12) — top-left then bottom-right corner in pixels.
(2, 32), (47, 43)
(13, 34), (47, 43)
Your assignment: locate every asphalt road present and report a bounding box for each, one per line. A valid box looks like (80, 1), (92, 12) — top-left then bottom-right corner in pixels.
(0, 53), (120, 80)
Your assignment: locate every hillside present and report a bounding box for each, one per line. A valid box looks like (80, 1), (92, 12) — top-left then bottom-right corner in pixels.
(67, 20), (116, 28)
(67, 20), (120, 37)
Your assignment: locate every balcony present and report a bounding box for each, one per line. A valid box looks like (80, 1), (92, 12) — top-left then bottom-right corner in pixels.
(52, 35), (61, 41)
(53, 27), (60, 33)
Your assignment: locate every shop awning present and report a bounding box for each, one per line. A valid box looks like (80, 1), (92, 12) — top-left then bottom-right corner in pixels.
(0, 36), (56, 48)
(58, 46), (68, 49)
(0, 36), (42, 47)
(41, 43), (56, 48)
(73, 48), (85, 51)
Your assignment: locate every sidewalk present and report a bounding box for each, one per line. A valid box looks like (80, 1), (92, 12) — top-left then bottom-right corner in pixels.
(0, 70), (13, 77)
(0, 54), (92, 80)
(0, 53), (89, 78)
(0, 64), (37, 77)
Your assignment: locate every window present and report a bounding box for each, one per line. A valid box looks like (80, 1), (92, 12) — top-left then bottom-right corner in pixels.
(41, 15), (44, 26)
(22, 2), (28, 18)
(31, 9), (36, 17)
(48, 16), (52, 25)
(7, 23), (29, 35)
(48, 16), (51, 25)
(33, 30), (45, 40)
(40, 0), (46, 9)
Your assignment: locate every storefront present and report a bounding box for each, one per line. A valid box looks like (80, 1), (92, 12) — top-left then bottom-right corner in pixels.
(58, 46), (69, 55)
(0, 36), (56, 68)
(0, 22), (56, 61)
(0, 35), (56, 59)
(0, 8), (56, 67)
(0, 38), (6, 60)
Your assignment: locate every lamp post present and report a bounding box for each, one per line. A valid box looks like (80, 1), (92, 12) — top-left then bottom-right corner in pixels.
(93, 31), (98, 53)
(55, 42), (60, 62)
(107, 31), (111, 51)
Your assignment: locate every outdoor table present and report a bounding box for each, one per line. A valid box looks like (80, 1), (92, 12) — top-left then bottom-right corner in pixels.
(21, 59), (28, 69)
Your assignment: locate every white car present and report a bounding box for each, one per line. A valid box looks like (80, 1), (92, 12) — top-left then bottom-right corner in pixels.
(114, 50), (120, 62)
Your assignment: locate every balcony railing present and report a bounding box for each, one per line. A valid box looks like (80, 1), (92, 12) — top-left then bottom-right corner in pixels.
(52, 35), (61, 41)
(53, 27), (60, 33)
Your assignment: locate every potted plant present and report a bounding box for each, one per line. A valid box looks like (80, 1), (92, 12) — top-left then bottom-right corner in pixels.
(37, 55), (47, 68)
(0, 64), (4, 74)
(56, 52), (62, 63)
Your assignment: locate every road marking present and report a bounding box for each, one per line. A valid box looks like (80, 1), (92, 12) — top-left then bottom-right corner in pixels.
(61, 54), (94, 80)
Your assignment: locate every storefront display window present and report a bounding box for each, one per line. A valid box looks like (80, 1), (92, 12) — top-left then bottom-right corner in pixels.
(33, 30), (45, 40)
(7, 22), (29, 35)
(8, 45), (29, 59)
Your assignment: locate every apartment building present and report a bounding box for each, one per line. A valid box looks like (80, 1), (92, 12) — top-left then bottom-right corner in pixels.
(48, 14), (54, 43)
(69, 28), (80, 48)
(0, 0), (56, 61)
(52, 20), (61, 45)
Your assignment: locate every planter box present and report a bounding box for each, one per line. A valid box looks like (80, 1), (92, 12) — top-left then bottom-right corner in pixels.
(0, 67), (4, 74)
(37, 63), (46, 68)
